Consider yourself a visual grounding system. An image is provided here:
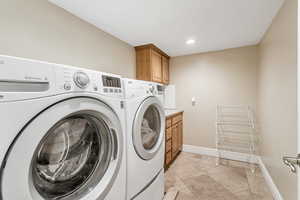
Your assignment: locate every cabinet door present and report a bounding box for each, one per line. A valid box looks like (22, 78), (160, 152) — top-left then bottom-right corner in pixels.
(178, 121), (183, 151)
(166, 127), (172, 141)
(136, 49), (151, 81)
(166, 139), (172, 153)
(151, 50), (163, 83)
(165, 151), (172, 167)
(162, 56), (169, 84)
(172, 124), (178, 157)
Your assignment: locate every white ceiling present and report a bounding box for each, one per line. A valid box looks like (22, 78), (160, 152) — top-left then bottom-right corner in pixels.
(49, 0), (284, 57)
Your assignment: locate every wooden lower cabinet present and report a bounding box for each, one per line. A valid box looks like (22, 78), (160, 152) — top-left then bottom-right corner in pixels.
(171, 124), (178, 155)
(165, 151), (172, 166)
(165, 112), (183, 168)
(165, 127), (172, 140)
(178, 121), (183, 151)
(166, 139), (172, 152)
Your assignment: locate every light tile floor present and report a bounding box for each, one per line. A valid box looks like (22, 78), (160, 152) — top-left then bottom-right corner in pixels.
(165, 152), (273, 200)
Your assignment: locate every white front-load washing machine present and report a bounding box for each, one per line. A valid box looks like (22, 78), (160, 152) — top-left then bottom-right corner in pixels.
(123, 79), (165, 200)
(0, 55), (127, 200)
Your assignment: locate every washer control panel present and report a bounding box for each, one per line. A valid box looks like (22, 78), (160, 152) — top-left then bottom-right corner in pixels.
(100, 74), (123, 97)
(0, 55), (125, 101)
(56, 66), (124, 98)
(56, 67), (96, 93)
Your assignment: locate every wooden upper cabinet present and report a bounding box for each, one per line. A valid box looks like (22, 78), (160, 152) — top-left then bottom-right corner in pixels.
(162, 56), (169, 84)
(135, 44), (170, 84)
(151, 50), (163, 83)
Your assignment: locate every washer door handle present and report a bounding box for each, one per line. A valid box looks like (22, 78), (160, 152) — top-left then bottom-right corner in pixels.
(110, 128), (118, 161)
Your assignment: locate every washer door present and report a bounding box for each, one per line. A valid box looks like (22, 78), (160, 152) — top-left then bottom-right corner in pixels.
(133, 97), (165, 160)
(1, 97), (123, 200)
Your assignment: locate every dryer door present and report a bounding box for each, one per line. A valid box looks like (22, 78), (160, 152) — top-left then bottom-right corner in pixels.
(0, 97), (123, 200)
(133, 97), (165, 160)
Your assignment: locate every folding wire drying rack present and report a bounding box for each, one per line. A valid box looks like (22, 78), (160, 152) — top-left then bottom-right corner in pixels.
(216, 105), (257, 171)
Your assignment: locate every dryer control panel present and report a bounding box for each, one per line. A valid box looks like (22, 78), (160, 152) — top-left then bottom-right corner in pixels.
(123, 79), (155, 99)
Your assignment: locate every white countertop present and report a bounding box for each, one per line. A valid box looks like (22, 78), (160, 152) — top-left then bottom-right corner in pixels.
(164, 109), (183, 117)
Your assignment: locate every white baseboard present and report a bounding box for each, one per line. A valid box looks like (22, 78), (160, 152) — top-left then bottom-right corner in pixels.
(257, 157), (283, 200)
(183, 144), (218, 157)
(182, 144), (283, 200)
(182, 144), (259, 163)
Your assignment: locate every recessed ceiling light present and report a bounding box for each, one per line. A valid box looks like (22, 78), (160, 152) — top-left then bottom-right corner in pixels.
(186, 39), (195, 45)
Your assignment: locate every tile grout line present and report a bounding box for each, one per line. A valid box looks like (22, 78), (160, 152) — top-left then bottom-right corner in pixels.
(182, 144), (283, 200)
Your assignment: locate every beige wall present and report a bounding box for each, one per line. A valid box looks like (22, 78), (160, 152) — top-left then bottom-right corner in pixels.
(0, 0), (135, 78)
(257, 0), (298, 199)
(1, 0), (297, 198)
(170, 46), (258, 148)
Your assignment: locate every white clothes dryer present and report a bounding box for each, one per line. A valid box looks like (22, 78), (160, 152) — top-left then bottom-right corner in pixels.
(0, 55), (127, 200)
(123, 79), (165, 200)
(151, 82), (165, 106)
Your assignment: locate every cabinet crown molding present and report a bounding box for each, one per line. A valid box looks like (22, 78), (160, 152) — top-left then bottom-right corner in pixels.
(135, 44), (170, 59)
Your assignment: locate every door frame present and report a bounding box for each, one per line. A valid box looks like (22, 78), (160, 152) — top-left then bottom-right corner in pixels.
(297, 0), (300, 199)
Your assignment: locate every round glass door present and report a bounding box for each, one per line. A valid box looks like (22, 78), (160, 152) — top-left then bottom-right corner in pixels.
(32, 114), (112, 199)
(141, 105), (161, 150)
(133, 97), (165, 160)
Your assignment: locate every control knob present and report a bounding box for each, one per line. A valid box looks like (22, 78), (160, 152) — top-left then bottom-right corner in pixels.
(64, 82), (71, 90)
(149, 86), (155, 94)
(73, 71), (90, 88)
